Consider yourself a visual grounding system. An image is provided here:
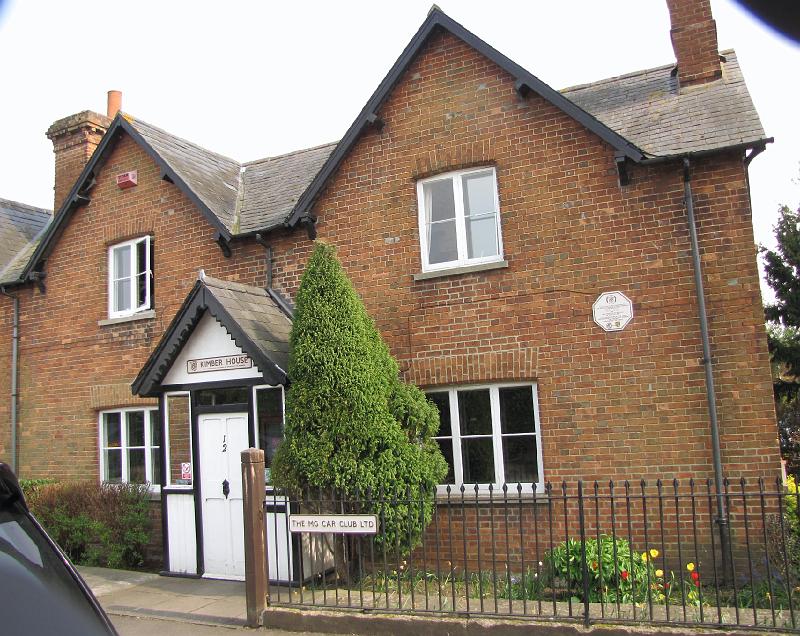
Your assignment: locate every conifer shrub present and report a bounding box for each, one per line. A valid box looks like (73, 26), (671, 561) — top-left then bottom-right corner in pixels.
(272, 242), (447, 554)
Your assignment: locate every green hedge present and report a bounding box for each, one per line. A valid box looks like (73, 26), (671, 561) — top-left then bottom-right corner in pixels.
(20, 480), (152, 569)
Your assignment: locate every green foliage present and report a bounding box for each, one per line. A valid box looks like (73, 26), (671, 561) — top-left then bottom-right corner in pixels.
(762, 203), (800, 472)
(546, 536), (665, 604)
(26, 481), (152, 569)
(767, 475), (800, 586)
(272, 242), (447, 551)
(18, 478), (56, 505)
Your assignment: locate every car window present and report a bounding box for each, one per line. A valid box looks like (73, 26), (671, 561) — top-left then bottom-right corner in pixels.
(0, 502), (116, 635)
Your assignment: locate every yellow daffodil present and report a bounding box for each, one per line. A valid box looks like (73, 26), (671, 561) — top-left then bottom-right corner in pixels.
(650, 548), (659, 559)
(686, 562), (695, 572)
(655, 569), (664, 577)
(641, 552), (648, 562)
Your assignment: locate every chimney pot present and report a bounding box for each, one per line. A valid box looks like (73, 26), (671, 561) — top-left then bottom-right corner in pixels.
(107, 90), (122, 118)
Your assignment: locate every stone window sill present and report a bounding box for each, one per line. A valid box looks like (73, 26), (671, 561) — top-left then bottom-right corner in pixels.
(435, 489), (548, 504)
(413, 260), (508, 281)
(98, 309), (156, 327)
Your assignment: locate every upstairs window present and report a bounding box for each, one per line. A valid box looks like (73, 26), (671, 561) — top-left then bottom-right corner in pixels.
(108, 236), (152, 318)
(417, 167), (503, 272)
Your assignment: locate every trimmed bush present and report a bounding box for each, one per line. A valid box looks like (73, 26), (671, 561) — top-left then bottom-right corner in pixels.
(24, 480), (152, 569)
(273, 242), (447, 552)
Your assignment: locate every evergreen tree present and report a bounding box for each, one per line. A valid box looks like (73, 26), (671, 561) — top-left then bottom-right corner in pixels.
(272, 242), (447, 554)
(762, 203), (800, 473)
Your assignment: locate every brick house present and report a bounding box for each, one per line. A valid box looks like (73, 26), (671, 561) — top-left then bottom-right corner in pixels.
(0, 1), (781, 579)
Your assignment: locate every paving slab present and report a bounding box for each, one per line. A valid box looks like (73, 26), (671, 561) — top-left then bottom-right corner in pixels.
(78, 566), (247, 627)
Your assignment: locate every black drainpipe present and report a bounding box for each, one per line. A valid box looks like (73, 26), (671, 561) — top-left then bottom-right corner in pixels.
(255, 234), (273, 290)
(682, 156), (730, 579)
(0, 287), (19, 473)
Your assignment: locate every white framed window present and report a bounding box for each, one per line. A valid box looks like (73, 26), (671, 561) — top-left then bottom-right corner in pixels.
(99, 408), (161, 488)
(427, 384), (544, 492)
(417, 167), (503, 272)
(108, 236), (152, 318)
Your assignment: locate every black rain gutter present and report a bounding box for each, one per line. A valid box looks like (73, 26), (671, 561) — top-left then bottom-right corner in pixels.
(639, 138), (773, 166)
(283, 8), (645, 229)
(682, 156), (730, 577)
(0, 287), (19, 473)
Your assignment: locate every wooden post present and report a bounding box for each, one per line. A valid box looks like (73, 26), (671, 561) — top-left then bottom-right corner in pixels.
(241, 448), (268, 627)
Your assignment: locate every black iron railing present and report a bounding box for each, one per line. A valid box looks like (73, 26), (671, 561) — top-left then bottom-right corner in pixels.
(265, 476), (800, 632)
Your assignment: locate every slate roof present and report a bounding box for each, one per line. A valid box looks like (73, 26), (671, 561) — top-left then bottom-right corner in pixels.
(201, 274), (292, 374)
(131, 273), (292, 396)
(0, 198), (51, 285)
(127, 118), (242, 234)
(123, 116), (336, 236)
(563, 50), (766, 158)
(120, 53), (767, 237)
(239, 143), (337, 234)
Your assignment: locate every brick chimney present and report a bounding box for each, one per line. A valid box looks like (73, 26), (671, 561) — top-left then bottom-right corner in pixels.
(46, 106), (112, 211)
(666, 0), (722, 88)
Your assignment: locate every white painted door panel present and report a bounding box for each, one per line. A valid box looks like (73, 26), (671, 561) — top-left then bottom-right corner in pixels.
(199, 413), (248, 579)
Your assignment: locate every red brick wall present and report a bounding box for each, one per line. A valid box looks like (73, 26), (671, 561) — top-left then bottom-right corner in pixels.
(0, 293), (14, 463)
(11, 29), (778, 505)
(274, 30), (779, 485)
(16, 134), (269, 480)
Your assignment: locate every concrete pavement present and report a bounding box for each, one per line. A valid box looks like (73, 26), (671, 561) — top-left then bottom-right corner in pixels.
(78, 566), (335, 634)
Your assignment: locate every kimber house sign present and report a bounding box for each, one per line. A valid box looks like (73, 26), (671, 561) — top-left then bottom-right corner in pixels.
(187, 354), (252, 374)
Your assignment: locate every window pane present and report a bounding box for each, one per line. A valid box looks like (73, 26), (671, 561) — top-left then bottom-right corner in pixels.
(114, 279), (132, 312)
(428, 220), (458, 264)
(113, 245), (131, 279)
(436, 438), (455, 483)
(166, 394), (192, 486)
(104, 449), (122, 482)
(136, 239), (147, 275)
(256, 387), (283, 470)
(195, 387), (249, 406)
(499, 386), (536, 434)
(457, 389), (492, 435)
(427, 392), (451, 436)
(103, 413), (121, 448)
(150, 448), (162, 486)
(502, 435), (538, 484)
(462, 172), (495, 217)
(149, 411), (162, 447)
(128, 449), (146, 483)
(423, 179), (456, 222)
(461, 438), (495, 483)
(466, 215), (499, 259)
(127, 411), (145, 447)
(137, 272), (148, 308)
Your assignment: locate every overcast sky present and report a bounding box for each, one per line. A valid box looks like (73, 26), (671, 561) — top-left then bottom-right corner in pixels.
(0, 0), (797, 258)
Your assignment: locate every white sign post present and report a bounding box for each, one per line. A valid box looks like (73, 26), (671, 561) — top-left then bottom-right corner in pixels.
(592, 291), (633, 332)
(288, 514), (378, 535)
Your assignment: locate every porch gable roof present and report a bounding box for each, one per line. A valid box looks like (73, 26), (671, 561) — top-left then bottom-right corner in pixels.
(132, 273), (292, 397)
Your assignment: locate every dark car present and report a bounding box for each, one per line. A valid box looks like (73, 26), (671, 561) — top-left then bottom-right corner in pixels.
(0, 462), (118, 635)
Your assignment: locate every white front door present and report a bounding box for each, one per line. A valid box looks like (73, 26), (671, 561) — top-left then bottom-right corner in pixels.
(199, 412), (249, 579)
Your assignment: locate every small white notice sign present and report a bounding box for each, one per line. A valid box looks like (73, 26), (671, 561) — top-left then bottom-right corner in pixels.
(289, 514), (378, 535)
(592, 291), (633, 332)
